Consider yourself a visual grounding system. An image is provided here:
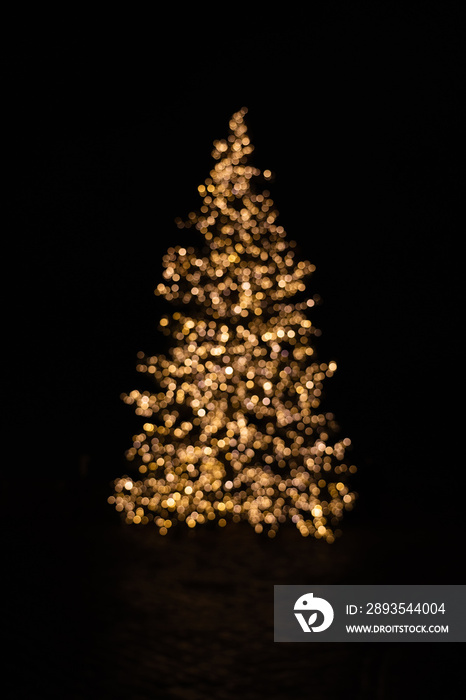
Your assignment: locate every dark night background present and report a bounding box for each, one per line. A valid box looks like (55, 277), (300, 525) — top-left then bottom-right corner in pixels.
(5, 8), (465, 699)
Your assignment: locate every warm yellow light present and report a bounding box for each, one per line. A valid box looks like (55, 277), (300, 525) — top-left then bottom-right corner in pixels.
(111, 107), (356, 540)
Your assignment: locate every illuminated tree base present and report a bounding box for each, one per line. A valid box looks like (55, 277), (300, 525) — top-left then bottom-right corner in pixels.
(108, 482), (356, 542)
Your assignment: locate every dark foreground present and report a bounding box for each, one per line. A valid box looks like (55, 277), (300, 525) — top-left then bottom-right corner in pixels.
(8, 476), (463, 700)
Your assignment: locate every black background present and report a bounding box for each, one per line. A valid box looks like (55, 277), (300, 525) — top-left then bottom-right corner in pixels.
(6, 8), (465, 699)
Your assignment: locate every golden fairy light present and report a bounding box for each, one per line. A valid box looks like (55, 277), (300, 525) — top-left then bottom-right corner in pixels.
(108, 107), (357, 540)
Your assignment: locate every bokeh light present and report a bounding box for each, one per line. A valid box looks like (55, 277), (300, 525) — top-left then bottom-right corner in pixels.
(109, 107), (356, 540)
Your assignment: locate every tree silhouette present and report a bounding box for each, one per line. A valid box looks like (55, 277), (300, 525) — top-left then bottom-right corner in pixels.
(109, 107), (356, 540)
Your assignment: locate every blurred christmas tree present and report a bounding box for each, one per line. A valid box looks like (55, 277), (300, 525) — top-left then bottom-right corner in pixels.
(109, 107), (357, 541)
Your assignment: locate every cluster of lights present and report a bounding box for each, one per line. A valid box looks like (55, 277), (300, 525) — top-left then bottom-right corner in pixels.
(109, 107), (356, 540)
